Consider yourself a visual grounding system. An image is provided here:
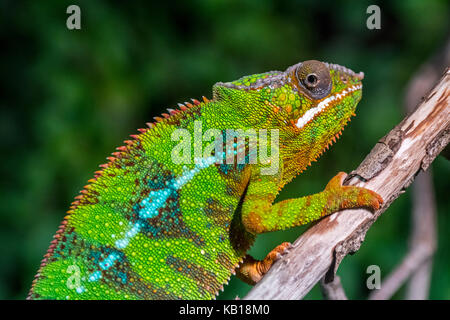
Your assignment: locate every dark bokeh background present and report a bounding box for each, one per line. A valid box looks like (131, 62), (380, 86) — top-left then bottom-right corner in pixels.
(0, 0), (449, 299)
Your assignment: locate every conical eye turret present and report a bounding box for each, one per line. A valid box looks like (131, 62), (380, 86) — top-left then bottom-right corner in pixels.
(295, 60), (332, 100)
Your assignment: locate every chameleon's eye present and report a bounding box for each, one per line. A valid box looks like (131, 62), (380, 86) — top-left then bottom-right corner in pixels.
(305, 74), (319, 88)
(295, 60), (332, 100)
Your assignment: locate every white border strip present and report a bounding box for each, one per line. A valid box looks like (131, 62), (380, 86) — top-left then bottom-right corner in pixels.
(295, 84), (362, 129)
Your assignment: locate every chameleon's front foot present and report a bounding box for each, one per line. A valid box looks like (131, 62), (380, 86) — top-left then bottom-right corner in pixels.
(236, 242), (292, 285)
(325, 172), (383, 213)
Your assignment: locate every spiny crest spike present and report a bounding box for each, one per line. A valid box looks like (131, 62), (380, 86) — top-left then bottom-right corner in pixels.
(116, 146), (127, 151)
(202, 96), (209, 103)
(56, 228), (64, 233)
(153, 116), (163, 122)
(191, 98), (201, 105)
(146, 122), (154, 128)
(137, 128), (147, 133)
(185, 102), (194, 108)
(162, 113), (170, 118)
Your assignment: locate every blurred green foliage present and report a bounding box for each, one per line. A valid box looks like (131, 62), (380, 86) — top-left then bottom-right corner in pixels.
(0, 0), (448, 299)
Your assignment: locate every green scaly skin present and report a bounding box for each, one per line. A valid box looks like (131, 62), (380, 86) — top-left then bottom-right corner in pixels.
(28, 60), (383, 300)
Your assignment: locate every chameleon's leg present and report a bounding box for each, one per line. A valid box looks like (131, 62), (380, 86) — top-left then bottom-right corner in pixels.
(242, 170), (383, 234)
(236, 242), (292, 285)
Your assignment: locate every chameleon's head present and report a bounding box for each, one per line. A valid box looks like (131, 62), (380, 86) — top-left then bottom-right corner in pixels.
(282, 60), (364, 131)
(214, 60), (364, 176)
(214, 60), (363, 133)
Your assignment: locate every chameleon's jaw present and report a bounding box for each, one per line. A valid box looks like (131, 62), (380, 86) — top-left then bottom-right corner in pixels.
(295, 83), (363, 129)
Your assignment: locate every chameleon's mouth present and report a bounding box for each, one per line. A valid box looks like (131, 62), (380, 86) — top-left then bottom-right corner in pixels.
(295, 83), (362, 129)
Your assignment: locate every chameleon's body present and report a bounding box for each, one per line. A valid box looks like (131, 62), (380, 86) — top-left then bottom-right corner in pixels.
(28, 60), (382, 300)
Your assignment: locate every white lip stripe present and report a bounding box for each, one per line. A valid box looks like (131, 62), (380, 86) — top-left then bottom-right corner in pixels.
(295, 83), (362, 129)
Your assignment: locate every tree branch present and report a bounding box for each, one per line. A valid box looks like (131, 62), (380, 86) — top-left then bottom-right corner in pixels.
(367, 40), (448, 300)
(405, 169), (437, 299)
(368, 235), (434, 300)
(320, 276), (348, 300)
(244, 68), (450, 300)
